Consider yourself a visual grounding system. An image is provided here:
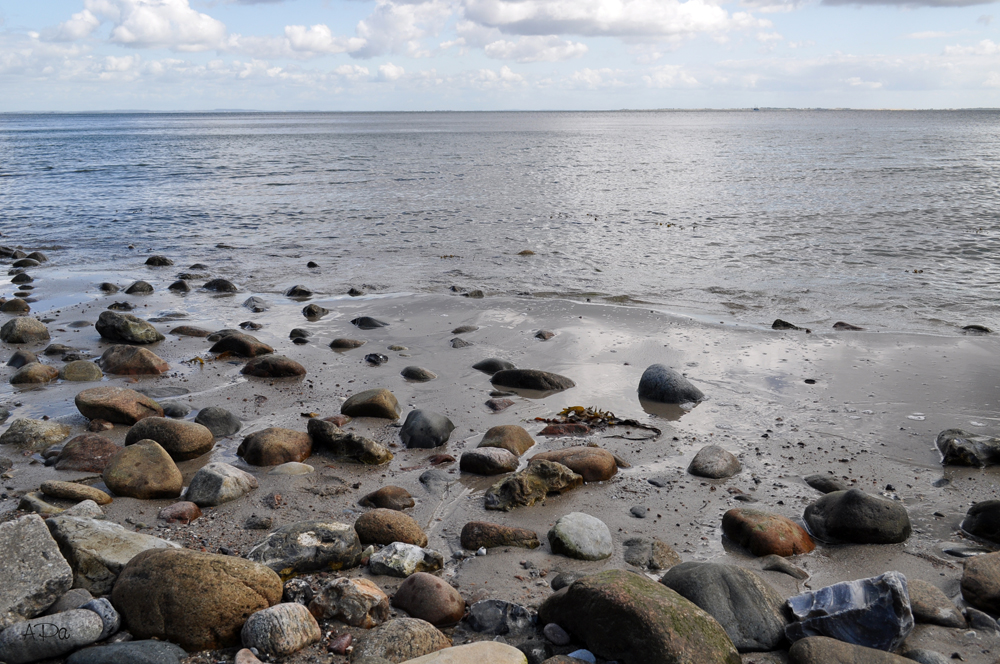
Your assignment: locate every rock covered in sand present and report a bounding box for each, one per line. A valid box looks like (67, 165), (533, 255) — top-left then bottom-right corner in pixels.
(484, 459), (582, 511)
(306, 418), (393, 464)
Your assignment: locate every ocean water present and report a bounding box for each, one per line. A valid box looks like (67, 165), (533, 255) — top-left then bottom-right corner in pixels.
(2, 110), (999, 334)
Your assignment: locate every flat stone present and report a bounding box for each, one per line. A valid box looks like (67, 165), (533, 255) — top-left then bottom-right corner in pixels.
(95, 311), (164, 344)
(0, 514), (73, 630)
(359, 486), (415, 511)
(352, 618), (450, 662)
(75, 386), (163, 424)
(547, 512), (612, 560)
(307, 418), (393, 464)
(242, 355), (306, 378)
(238, 427), (312, 466)
(637, 363), (705, 404)
(59, 360), (103, 381)
(479, 424), (535, 456)
(342, 388), (400, 420)
(403, 642), (527, 664)
(531, 446), (617, 482)
(246, 520), (362, 577)
(355, 508), (428, 547)
(491, 369), (575, 392)
(622, 536), (681, 570)
(18, 492), (64, 515)
(102, 440), (183, 499)
(99, 345), (168, 375)
(722, 508), (816, 557)
(804, 489), (911, 544)
(194, 406), (241, 437)
(400, 410), (455, 449)
(0, 317), (49, 344)
(241, 602), (321, 656)
(330, 338), (366, 349)
(40, 480), (111, 505)
(788, 635), (913, 663)
(461, 522), (540, 550)
(10, 362), (58, 384)
(185, 462), (258, 506)
(369, 542), (443, 578)
(209, 332), (273, 357)
(65, 639), (188, 664)
(125, 416), (215, 461)
(269, 461), (314, 475)
(473, 358), (515, 374)
(907, 579), (965, 628)
(485, 460), (583, 511)
(460, 447), (519, 475)
(0, 418), (71, 450)
(169, 325), (211, 337)
(309, 577), (389, 628)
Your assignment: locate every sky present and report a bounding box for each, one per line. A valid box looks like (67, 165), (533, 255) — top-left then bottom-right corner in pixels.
(1, 0), (999, 110)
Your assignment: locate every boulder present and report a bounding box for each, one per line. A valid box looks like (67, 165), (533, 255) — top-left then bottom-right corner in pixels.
(209, 332), (273, 357)
(360, 486), (415, 511)
(185, 462), (258, 507)
(961, 500), (1000, 543)
(0, 418), (71, 450)
(59, 360), (103, 381)
(369, 542), (443, 578)
(401, 642), (527, 664)
(241, 602), (321, 656)
(54, 434), (123, 472)
(401, 366), (437, 381)
(531, 447), (617, 482)
(307, 418), (393, 464)
(622, 536), (682, 571)
(308, 577), (389, 628)
(961, 551), (1000, 613)
(0, 514), (73, 630)
(342, 388), (400, 420)
(355, 509), (427, 547)
(538, 569), (740, 664)
(461, 522), (540, 550)
(125, 280), (153, 294)
(302, 303), (328, 318)
(660, 562), (787, 652)
(238, 427), (312, 466)
(400, 410), (455, 449)
(0, 317), (49, 344)
(460, 448), (519, 475)
(803, 489), (911, 544)
(242, 296), (269, 312)
(75, 386), (163, 424)
(491, 369), (575, 392)
(242, 355), (306, 378)
(10, 362), (58, 384)
(203, 278), (238, 292)
(637, 364), (705, 403)
(547, 512), (613, 561)
(0, 298), (29, 313)
(907, 579), (965, 628)
(111, 548), (282, 651)
(95, 311), (164, 344)
(392, 573), (466, 626)
(722, 508), (816, 557)
(352, 618), (450, 662)
(936, 428), (1000, 466)
(485, 460), (583, 511)
(788, 635), (914, 663)
(688, 445), (741, 479)
(146, 255), (173, 266)
(65, 639), (188, 664)
(40, 480), (112, 505)
(102, 440), (183, 500)
(125, 417), (214, 461)
(0, 601), (120, 664)
(466, 599), (535, 637)
(478, 424), (535, 456)
(246, 521), (361, 576)
(194, 406), (242, 437)
(330, 337), (365, 349)
(99, 345), (169, 375)
(473, 358), (515, 374)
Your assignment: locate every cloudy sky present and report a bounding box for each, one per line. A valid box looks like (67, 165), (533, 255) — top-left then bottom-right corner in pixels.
(1, 0), (998, 110)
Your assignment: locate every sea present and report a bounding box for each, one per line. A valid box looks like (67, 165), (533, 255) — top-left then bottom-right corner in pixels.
(2, 110), (998, 334)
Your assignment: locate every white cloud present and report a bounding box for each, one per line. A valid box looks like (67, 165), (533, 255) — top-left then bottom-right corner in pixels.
(845, 75), (882, 88)
(84, 0), (229, 51)
(354, 0), (455, 58)
(484, 35), (588, 62)
(377, 61), (405, 80)
(944, 38), (1000, 54)
(642, 64), (699, 87)
(51, 10), (102, 42)
(284, 24), (367, 55)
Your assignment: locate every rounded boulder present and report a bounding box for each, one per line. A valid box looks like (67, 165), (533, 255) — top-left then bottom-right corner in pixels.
(75, 386), (163, 424)
(355, 508), (428, 547)
(124, 417), (214, 461)
(392, 573), (466, 626)
(102, 440), (183, 500)
(238, 427), (312, 466)
(637, 364), (705, 404)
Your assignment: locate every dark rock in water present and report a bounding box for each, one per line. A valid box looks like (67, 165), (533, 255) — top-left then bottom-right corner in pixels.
(419, 469), (453, 494)
(292, 337), (308, 345)
(491, 369), (575, 392)
(804, 473), (850, 493)
(99, 282), (120, 293)
(100, 345), (168, 375)
(26, 251), (47, 263)
(401, 366), (436, 381)
(785, 571), (913, 651)
(206, 328), (242, 342)
(145, 256), (173, 266)
(804, 489), (911, 544)
(452, 325), (478, 334)
(169, 325), (211, 337)
(242, 355), (306, 378)
(907, 579), (965, 628)
(11, 273), (32, 284)
(833, 321), (864, 331)
(125, 280), (154, 295)
(167, 280), (190, 292)
(352, 316), (388, 330)
(961, 500), (1000, 543)
(106, 301), (134, 311)
(162, 403), (191, 418)
(637, 364), (704, 404)
(203, 278), (237, 292)
(688, 445), (741, 479)
(348, 287), (364, 296)
(936, 428), (1000, 467)
(773, 318), (811, 332)
(136, 386), (189, 399)
(66, 639), (187, 664)
(463, 289), (485, 298)
(963, 324), (992, 334)
(285, 285), (313, 298)
(466, 599), (535, 636)
(195, 407), (242, 438)
(289, 328), (311, 339)
(330, 338), (365, 349)
(44, 343), (77, 356)
(0, 298), (30, 313)
(400, 410), (455, 449)
(7, 350), (38, 368)
(535, 330), (555, 340)
(473, 358), (516, 374)
(302, 303), (329, 319)
(307, 261), (319, 268)
(239, 321), (263, 331)
(365, 353), (388, 366)
(96, 311), (164, 344)
(12, 258), (40, 268)
(209, 333), (273, 357)
(661, 562), (788, 652)
(243, 296), (270, 312)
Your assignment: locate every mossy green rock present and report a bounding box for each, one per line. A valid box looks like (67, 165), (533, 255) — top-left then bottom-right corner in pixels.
(537, 569), (740, 664)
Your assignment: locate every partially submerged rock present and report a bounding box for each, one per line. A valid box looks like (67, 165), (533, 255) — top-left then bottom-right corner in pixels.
(491, 369), (575, 392)
(637, 364), (705, 404)
(341, 388), (400, 420)
(95, 311), (164, 344)
(936, 428), (1000, 467)
(484, 459), (583, 511)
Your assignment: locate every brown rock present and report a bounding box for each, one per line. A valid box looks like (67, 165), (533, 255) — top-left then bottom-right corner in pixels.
(531, 446), (617, 482)
(110, 548), (283, 651)
(1, 298), (30, 313)
(158, 501), (202, 524)
(355, 508), (428, 547)
(392, 572), (466, 626)
(40, 480), (112, 505)
(308, 577), (389, 628)
(102, 439), (183, 500)
(351, 618), (451, 662)
(241, 355), (306, 378)
(459, 447), (519, 475)
(330, 338), (366, 349)
(238, 427), (312, 466)
(75, 386), (163, 424)
(478, 424), (535, 456)
(54, 434), (123, 472)
(460, 522), (540, 550)
(907, 579), (965, 628)
(9, 362), (58, 385)
(124, 417), (214, 461)
(209, 333), (273, 357)
(788, 636), (912, 663)
(169, 326), (212, 337)
(341, 388), (400, 420)
(484, 459), (583, 511)
(360, 486), (415, 511)
(88, 419), (114, 432)
(962, 551), (1000, 614)
(99, 345), (169, 375)
(721, 508), (815, 557)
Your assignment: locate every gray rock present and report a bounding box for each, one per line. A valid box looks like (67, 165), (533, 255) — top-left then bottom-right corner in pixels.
(285, 285), (313, 298)
(622, 536), (681, 571)
(18, 492), (64, 516)
(637, 363), (705, 404)
(125, 280), (153, 294)
(785, 571), (914, 652)
(0, 601), (119, 664)
(688, 445), (741, 479)
(203, 278), (237, 292)
(194, 406), (242, 437)
(242, 296), (270, 312)
(466, 599), (535, 635)
(450, 337), (473, 348)
(283, 578), (315, 606)
(351, 316), (388, 329)
(804, 474), (850, 494)
(401, 366), (437, 381)
(460, 447), (519, 475)
(302, 303), (328, 319)
(351, 618), (450, 662)
(907, 579), (965, 628)
(0, 418), (71, 450)
(543, 623), (570, 645)
(936, 428), (1000, 466)
(185, 462), (258, 507)
(660, 562), (788, 652)
(900, 648), (952, 664)
(95, 311), (165, 344)
(0, 317), (49, 344)
(0, 515), (73, 630)
(167, 280), (190, 292)
(7, 350), (38, 368)
(547, 512), (612, 561)
(961, 500), (1000, 544)
(419, 469), (454, 494)
(43, 589), (94, 616)
(240, 602), (321, 656)
(65, 639), (188, 664)
(246, 521), (362, 575)
(306, 418), (393, 465)
(485, 460), (582, 511)
(491, 369), (575, 392)
(399, 409), (455, 449)
(804, 489), (911, 544)
(473, 358), (515, 374)
(161, 402), (191, 418)
(368, 542), (443, 577)
(59, 360), (103, 382)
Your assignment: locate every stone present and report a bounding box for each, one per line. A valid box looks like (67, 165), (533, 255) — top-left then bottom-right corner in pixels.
(7, 349), (37, 368)
(43, 589), (94, 616)
(804, 489), (911, 544)
(26, 252), (46, 263)
(461, 522), (540, 550)
(0, 298), (29, 313)
(402, 642), (528, 664)
(961, 500), (1000, 543)
(0, 601), (120, 664)
(40, 480), (112, 505)
(10, 362), (58, 384)
(111, 548), (282, 651)
(535, 330), (555, 340)
(99, 345), (169, 375)
(194, 406), (242, 437)
(531, 447), (617, 482)
(309, 577), (389, 628)
(352, 316), (388, 329)
(45, 515), (180, 594)
(787, 636), (913, 663)
(961, 551), (1000, 613)
(65, 639), (188, 664)
(400, 410), (455, 449)
(209, 332), (273, 357)
(485, 460), (583, 511)
(785, 571), (914, 652)
(289, 328), (311, 339)
(246, 521), (362, 576)
(342, 388), (400, 420)
(238, 427), (313, 466)
(392, 573), (465, 627)
(10, 273), (32, 284)
(302, 303), (328, 318)
(907, 579), (965, 628)
(491, 369), (575, 392)
(285, 284), (313, 298)
(538, 569), (740, 664)
(242, 355), (307, 378)
(161, 402), (191, 418)
(0, 418), (71, 450)
(360, 486), (415, 511)
(242, 296), (269, 312)
(936, 428), (1000, 466)
(722, 508), (816, 557)
(762, 555), (810, 580)
(167, 279), (190, 292)
(59, 360), (103, 381)
(486, 398), (514, 412)
(899, 648), (952, 664)
(18, 492), (64, 515)
(473, 358), (515, 374)
(450, 337), (473, 348)
(467, 599), (535, 636)
(330, 338), (366, 349)
(75, 386), (163, 424)
(241, 602), (321, 656)
(0, 514), (73, 630)
(0, 317), (49, 344)
(688, 445), (741, 478)
(102, 440), (183, 499)
(169, 324), (210, 336)
(95, 311), (164, 344)
(460, 447), (519, 475)
(538, 423), (590, 436)
(804, 474), (850, 494)
(478, 424), (535, 456)
(637, 364), (705, 404)
(351, 618), (450, 662)
(356, 509), (428, 547)
(125, 280), (153, 294)
(547, 512), (612, 561)
(622, 536), (681, 571)
(966, 606), (1000, 632)
(402, 366), (437, 381)
(269, 461), (313, 475)
(544, 623), (570, 645)
(158, 501), (202, 524)
(125, 417), (215, 461)
(146, 255), (174, 266)
(185, 462), (258, 506)
(369, 542), (444, 577)
(61, 500), (103, 518)
(203, 278), (238, 292)
(660, 562), (787, 652)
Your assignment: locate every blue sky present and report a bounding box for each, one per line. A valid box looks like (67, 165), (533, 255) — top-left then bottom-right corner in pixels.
(1, 0), (998, 110)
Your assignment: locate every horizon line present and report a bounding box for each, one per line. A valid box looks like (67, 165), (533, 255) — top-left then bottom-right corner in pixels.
(2, 107), (1000, 114)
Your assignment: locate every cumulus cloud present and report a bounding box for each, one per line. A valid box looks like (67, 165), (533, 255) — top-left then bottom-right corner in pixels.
(83, 0), (229, 51)
(284, 24), (367, 55)
(944, 38), (1000, 54)
(51, 10), (102, 41)
(353, 0), (454, 58)
(484, 35), (587, 61)
(642, 64), (699, 87)
(823, 0), (996, 8)
(377, 61), (405, 80)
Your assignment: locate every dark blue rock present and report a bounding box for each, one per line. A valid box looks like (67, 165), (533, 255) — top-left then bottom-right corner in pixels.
(466, 599), (535, 635)
(399, 410), (455, 449)
(785, 571), (914, 651)
(66, 639), (188, 664)
(637, 364), (705, 404)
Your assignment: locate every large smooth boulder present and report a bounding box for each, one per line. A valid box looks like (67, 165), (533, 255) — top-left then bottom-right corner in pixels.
(0, 418), (71, 450)
(185, 462), (258, 507)
(355, 509), (428, 547)
(125, 417), (214, 461)
(722, 508), (815, 557)
(548, 512), (613, 561)
(238, 427), (312, 466)
(351, 618), (451, 662)
(342, 388), (400, 420)
(246, 521), (362, 576)
(962, 551), (1000, 613)
(75, 386), (163, 424)
(392, 573), (466, 627)
(491, 369), (575, 392)
(479, 424), (535, 456)
(307, 418), (393, 465)
(531, 446), (617, 482)
(209, 332), (273, 357)
(99, 345), (168, 375)
(0, 317), (49, 344)
(95, 311), (164, 344)
(804, 489), (911, 544)
(102, 440), (183, 500)
(400, 410), (455, 449)
(111, 548), (283, 651)
(0, 514), (73, 630)
(60, 360), (103, 382)
(660, 562), (787, 652)
(194, 406), (241, 437)
(10, 362), (58, 385)
(637, 364), (705, 404)
(485, 460), (583, 511)
(54, 434), (123, 472)
(688, 445), (741, 478)
(538, 569), (740, 664)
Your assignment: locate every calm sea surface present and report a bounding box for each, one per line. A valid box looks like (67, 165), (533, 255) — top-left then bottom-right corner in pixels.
(2, 110), (999, 333)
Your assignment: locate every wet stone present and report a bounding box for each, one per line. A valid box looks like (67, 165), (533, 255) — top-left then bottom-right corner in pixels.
(7, 350), (38, 368)
(124, 280), (153, 295)
(402, 365), (437, 381)
(466, 599), (535, 636)
(473, 358), (515, 374)
(460, 522), (540, 550)
(168, 280), (190, 292)
(804, 489), (911, 544)
(491, 369), (575, 392)
(460, 447), (519, 475)
(95, 311), (164, 344)
(0, 418), (71, 450)
(688, 445), (741, 479)
(359, 486), (415, 511)
(185, 462), (258, 507)
(637, 363), (705, 404)
(194, 406), (242, 437)
(203, 278), (237, 292)
(622, 536), (681, 570)
(804, 473), (851, 493)
(937, 429), (1000, 467)
(400, 409), (455, 449)
(485, 460), (582, 511)
(352, 316), (388, 329)
(246, 521), (362, 576)
(302, 303), (328, 319)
